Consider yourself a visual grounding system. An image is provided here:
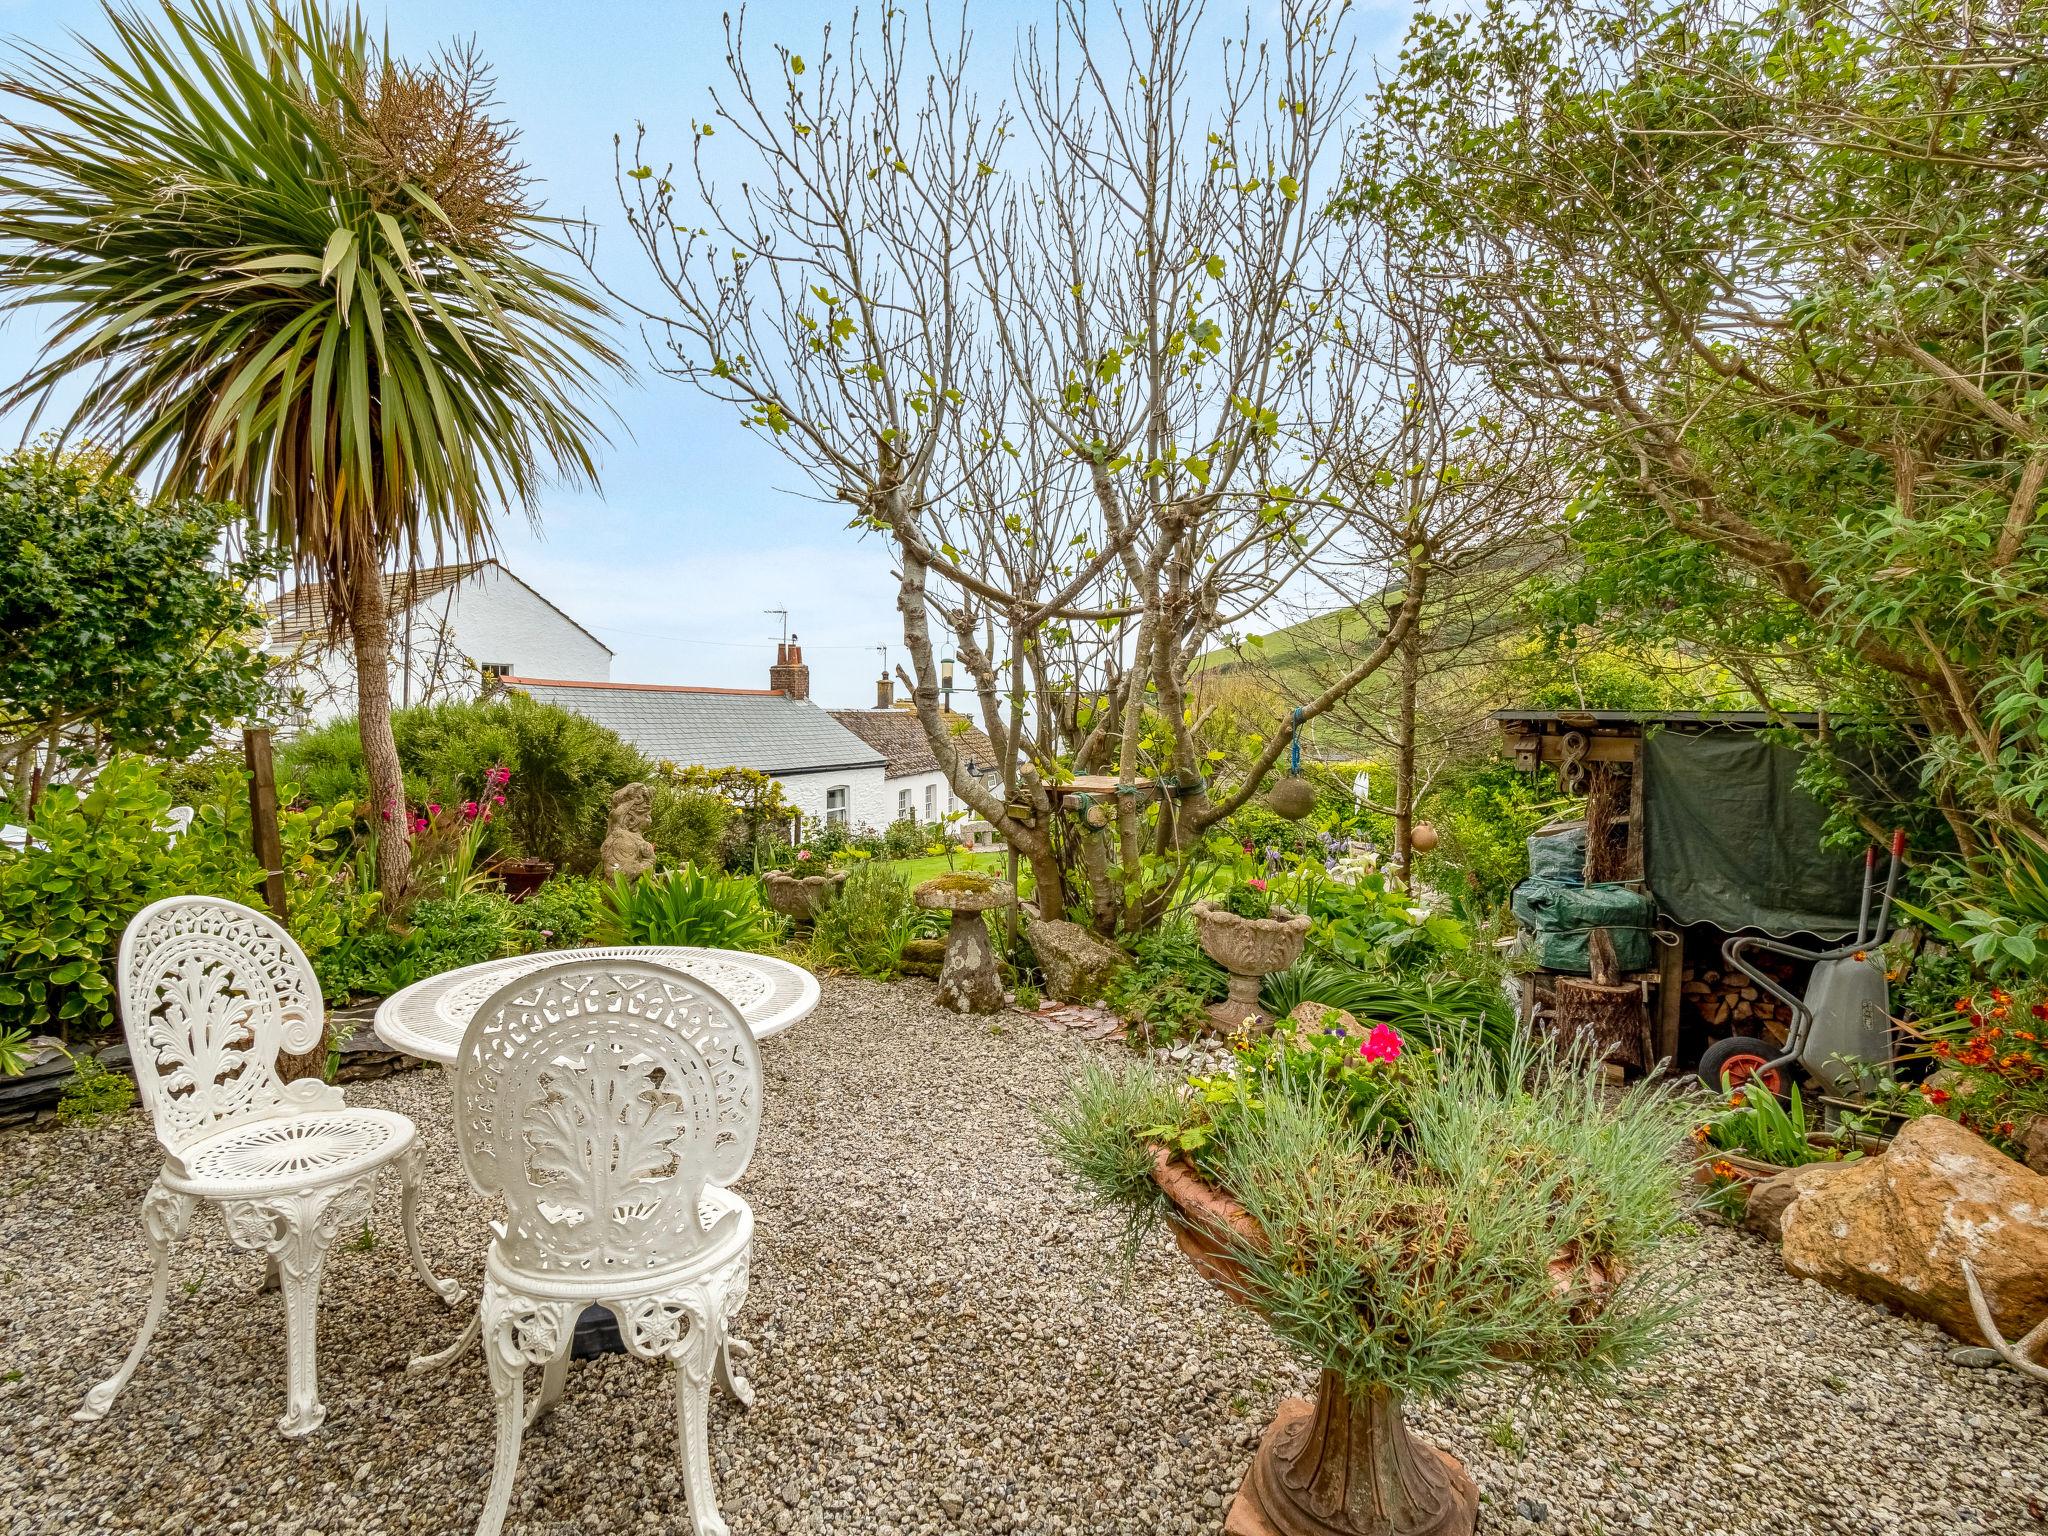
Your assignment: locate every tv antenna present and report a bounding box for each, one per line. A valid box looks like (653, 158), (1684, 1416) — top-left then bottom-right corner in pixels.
(765, 608), (789, 648)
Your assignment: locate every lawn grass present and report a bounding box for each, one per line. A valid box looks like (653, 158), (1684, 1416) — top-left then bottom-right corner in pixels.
(875, 849), (1010, 888)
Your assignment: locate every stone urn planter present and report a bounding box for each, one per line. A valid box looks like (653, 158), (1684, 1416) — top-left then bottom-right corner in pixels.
(915, 875), (1017, 1014)
(763, 868), (848, 930)
(1151, 1150), (1620, 1536)
(1192, 900), (1312, 1031)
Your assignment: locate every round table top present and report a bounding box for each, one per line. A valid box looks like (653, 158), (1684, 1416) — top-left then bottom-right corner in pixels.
(371, 945), (820, 1065)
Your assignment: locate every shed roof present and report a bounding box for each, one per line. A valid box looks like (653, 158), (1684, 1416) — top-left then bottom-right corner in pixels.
(509, 676), (886, 777)
(827, 708), (997, 779)
(1491, 709), (1826, 731)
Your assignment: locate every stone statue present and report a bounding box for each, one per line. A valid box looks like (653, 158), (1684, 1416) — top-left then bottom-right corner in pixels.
(599, 781), (657, 879)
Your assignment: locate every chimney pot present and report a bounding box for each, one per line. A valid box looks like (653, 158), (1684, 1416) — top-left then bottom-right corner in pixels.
(769, 633), (810, 700)
(877, 673), (893, 709)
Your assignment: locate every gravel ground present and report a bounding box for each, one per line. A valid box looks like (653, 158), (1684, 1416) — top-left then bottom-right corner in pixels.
(1, 975), (2044, 1536)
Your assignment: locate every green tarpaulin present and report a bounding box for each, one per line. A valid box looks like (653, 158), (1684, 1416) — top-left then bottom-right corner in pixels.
(1643, 731), (1867, 939)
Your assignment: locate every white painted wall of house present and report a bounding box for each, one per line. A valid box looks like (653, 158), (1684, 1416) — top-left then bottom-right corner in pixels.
(775, 764), (891, 831)
(271, 567), (610, 726)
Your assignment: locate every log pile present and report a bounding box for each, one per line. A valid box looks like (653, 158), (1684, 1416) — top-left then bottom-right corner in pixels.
(1682, 964), (1795, 1039)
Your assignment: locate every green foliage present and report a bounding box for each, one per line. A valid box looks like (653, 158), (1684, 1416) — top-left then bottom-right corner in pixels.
(1698, 1083), (1850, 1169)
(1104, 917), (1227, 1041)
(1370, 0), (2048, 864)
(596, 867), (780, 952)
(1897, 844), (2048, 982)
(649, 783), (733, 870)
(0, 446), (280, 774)
(1412, 760), (1563, 916)
(511, 874), (607, 950)
(281, 695), (649, 869)
(318, 889), (518, 999)
(1279, 867), (1470, 974)
(0, 1026), (30, 1077)
(55, 1048), (134, 1126)
(0, 756), (359, 1034)
(1260, 960), (1518, 1069)
(657, 764), (800, 872)
(809, 863), (920, 978)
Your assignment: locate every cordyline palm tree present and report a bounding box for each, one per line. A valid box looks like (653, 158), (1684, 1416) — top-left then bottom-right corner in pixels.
(0, 0), (619, 900)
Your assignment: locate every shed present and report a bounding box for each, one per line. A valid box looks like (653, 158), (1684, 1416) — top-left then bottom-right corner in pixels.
(1493, 709), (1873, 1066)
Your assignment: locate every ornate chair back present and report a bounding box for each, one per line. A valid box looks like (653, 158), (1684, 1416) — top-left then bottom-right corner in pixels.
(453, 958), (763, 1278)
(118, 896), (330, 1158)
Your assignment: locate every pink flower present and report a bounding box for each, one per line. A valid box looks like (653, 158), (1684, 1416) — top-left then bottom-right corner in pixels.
(1360, 1023), (1403, 1064)
(489, 765), (511, 786)
(492, 793), (506, 806)
(798, 849), (813, 861)
(462, 800), (479, 819)
(427, 802), (442, 816)
(1247, 877), (1267, 893)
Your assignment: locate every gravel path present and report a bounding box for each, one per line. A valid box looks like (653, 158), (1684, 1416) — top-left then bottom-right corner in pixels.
(2, 976), (2043, 1536)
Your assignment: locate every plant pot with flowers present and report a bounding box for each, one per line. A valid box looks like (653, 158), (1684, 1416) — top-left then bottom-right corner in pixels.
(1044, 1015), (1696, 1536)
(1194, 878), (1312, 1031)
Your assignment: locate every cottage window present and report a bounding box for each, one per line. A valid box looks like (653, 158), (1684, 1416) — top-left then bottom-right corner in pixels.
(923, 783), (937, 821)
(826, 785), (849, 825)
(898, 787), (913, 819)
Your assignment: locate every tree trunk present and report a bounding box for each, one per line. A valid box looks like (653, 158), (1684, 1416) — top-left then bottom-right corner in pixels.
(1392, 618), (1420, 876)
(345, 562), (411, 905)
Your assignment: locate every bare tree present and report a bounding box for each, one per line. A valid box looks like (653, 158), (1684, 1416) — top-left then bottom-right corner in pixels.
(597, 1), (1424, 934)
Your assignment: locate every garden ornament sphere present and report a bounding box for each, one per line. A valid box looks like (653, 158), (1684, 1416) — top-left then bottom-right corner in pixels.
(1410, 821), (1440, 853)
(1264, 775), (1315, 821)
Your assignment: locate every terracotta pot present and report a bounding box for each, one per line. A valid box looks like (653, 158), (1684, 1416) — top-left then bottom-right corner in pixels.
(1192, 901), (1313, 1030)
(1151, 1151), (1476, 1536)
(762, 868), (847, 925)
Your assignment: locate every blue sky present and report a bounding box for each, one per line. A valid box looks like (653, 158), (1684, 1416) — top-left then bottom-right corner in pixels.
(0, 1), (1410, 708)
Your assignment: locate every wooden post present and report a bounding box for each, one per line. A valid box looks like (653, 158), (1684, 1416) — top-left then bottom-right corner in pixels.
(1654, 927), (1684, 1066)
(243, 728), (288, 922)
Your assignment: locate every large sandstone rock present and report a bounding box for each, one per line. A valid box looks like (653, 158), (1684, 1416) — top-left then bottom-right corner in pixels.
(1776, 1115), (2048, 1344)
(1026, 919), (1127, 1003)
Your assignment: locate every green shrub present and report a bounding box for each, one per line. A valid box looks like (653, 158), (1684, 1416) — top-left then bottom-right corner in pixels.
(1413, 758), (1561, 915)
(512, 874), (607, 950)
(0, 757), (361, 1035)
(1104, 917), (1228, 1040)
(319, 890), (519, 1000)
(649, 783), (733, 870)
(595, 867), (781, 951)
(56, 1048), (134, 1125)
(1260, 959), (1517, 1070)
(809, 862), (920, 978)
(280, 694), (649, 869)
(879, 817), (928, 859)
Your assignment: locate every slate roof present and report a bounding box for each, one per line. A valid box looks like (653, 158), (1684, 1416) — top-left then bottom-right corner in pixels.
(510, 677), (887, 777)
(265, 560), (612, 656)
(828, 708), (997, 779)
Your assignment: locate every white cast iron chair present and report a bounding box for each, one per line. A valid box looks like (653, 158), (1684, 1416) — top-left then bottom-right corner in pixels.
(76, 896), (461, 1436)
(412, 957), (762, 1536)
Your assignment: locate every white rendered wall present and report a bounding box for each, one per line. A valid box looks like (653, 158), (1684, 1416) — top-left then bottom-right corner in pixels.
(775, 764), (891, 831)
(271, 567), (609, 727)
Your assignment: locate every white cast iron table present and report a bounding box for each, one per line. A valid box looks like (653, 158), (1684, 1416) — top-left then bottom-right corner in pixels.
(372, 945), (819, 1066)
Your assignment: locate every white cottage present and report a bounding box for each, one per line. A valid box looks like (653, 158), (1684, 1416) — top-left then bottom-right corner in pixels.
(265, 560), (611, 725)
(510, 643), (892, 828)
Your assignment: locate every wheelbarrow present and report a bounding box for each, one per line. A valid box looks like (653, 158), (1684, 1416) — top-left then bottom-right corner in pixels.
(1697, 831), (1905, 1097)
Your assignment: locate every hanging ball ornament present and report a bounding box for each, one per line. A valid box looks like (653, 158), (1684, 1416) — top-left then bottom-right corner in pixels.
(1265, 775), (1316, 821)
(1410, 821), (1440, 853)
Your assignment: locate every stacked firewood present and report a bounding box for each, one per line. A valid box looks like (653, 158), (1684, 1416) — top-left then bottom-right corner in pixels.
(1682, 964), (1795, 1037)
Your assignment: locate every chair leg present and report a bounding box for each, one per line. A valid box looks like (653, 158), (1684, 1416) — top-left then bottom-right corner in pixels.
(715, 1334), (755, 1410)
(526, 1339), (571, 1429)
(220, 1176), (374, 1438)
(477, 1317), (530, 1536)
(397, 1144), (462, 1305)
(72, 1180), (196, 1424)
(409, 1307), (482, 1376)
(674, 1328), (731, 1536)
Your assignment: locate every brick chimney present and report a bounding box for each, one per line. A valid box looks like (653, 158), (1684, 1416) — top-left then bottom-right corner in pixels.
(770, 636), (810, 700)
(876, 671), (893, 708)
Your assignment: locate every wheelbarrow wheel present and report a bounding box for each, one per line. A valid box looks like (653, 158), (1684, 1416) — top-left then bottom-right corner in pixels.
(1699, 1035), (1789, 1097)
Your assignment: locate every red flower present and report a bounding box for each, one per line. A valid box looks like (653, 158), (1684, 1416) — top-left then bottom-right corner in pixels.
(1923, 1086), (1951, 1107)
(1360, 1023), (1403, 1063)
(1247, 877), (1268, 893)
